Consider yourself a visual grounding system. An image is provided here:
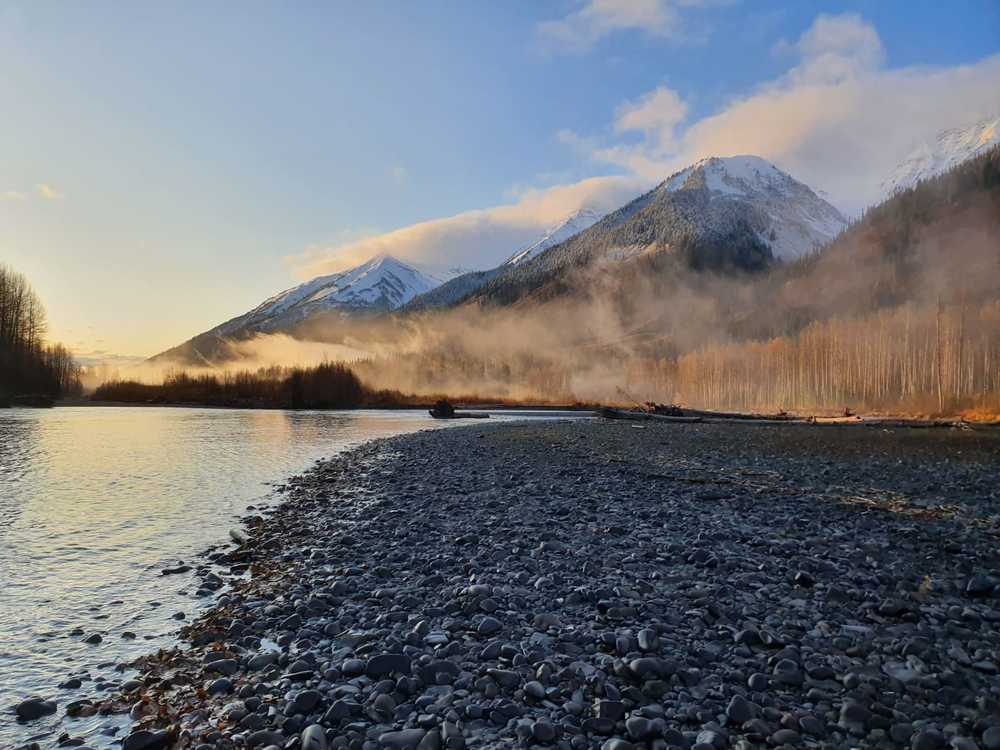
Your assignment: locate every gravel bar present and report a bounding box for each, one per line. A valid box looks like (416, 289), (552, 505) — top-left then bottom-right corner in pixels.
(97, 421), (1000, 750)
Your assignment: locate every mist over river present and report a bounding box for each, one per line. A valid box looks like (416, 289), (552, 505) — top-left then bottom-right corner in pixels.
(0, 406), (517, 749)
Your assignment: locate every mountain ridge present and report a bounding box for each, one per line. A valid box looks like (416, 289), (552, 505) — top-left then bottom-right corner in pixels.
(883, 116), (1000, 195)
(463, 155), (847, 308)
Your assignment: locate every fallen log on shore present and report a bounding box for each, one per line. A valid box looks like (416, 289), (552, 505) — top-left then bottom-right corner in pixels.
(599, 406), (983, 429)
(599, 407), (702, 423)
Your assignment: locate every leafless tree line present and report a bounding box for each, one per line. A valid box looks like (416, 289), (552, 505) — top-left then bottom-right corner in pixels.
(620, 301), (1000, 415)
(0, 263), (82, 398)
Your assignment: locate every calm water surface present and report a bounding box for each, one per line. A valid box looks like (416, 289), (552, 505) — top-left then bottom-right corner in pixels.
(0, 406), (491, 749)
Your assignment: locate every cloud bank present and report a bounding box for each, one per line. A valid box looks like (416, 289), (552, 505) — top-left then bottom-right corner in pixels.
(537, 0), (723, 53)
(572, 14), (1000, 214)
(288, 175), (646, 279)
(294, 13), (1000, 282)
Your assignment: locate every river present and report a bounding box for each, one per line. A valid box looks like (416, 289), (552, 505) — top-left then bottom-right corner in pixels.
(0, 406), (532, 749)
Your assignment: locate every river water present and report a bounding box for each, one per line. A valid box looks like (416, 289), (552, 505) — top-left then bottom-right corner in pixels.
(0, 406), (521, 749)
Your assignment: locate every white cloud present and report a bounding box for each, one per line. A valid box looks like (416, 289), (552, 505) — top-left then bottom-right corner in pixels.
(537, 0), (722, 53)
(574, 13), (1000, 213)
(289, 12), (999, 286)
(36, 183), (60, 200)
(287, 175), (647, 279)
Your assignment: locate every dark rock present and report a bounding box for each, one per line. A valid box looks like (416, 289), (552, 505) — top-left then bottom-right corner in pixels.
(367, 653), (412, 677)
(379, 729), (426, 749)
(912, 730), (946, 750)
(300, 724), (327, 750)
(15, 697), (57, 720)
(121, 730), (171, 750)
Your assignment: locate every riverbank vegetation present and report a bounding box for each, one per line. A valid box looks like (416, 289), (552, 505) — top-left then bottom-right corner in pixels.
(0, 264), (82, 403)
(92, 363), (376, 409)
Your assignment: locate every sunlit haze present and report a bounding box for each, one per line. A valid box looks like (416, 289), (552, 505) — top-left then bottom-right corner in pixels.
(2, 1), (998, 362)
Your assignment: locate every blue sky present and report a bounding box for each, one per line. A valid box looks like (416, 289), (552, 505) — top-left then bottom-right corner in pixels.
(1, 0), (998, 360)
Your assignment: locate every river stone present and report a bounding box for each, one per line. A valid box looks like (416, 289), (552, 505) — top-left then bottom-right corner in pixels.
(379, 729), (426, 748)
(204, 658), (239, 676)
(966, 575), (995, 597)
(247, 729), (285, 748)
(341, 658), (365, 676)
(15, 696), (57, 720)
(248, 652), (277, 670)
(478, 616), (502, 635)
(533, 720), (557, 743)
(289, 689), (322, 714)
(300, 724), (327, 750)
(418, 660), (461, 685)
(524, 680), (546, 700)
(122, 730), (171, 750)
(626, 716), (652, 740)
(913, 730), (946, 750)
(727, 695), (756, 724)
(983, 728), (1000, 750)
(367, 653), (412, 677)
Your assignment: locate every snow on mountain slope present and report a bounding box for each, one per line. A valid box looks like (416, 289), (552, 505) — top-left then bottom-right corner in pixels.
(664, 156), (848, 259)
(883, 117), (1000, 195)
(504, 208), (604, 266)
(468, 155), (847, 307)
(215, 254), (441, 336)
(404, 209), (605, 311)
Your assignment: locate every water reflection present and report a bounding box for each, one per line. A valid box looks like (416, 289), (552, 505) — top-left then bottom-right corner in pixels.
(0, 406), (463, 749)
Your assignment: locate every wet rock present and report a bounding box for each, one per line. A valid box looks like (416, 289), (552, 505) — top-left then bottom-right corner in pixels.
(15, 696), (57, 720)
(121, 730), (171, 750)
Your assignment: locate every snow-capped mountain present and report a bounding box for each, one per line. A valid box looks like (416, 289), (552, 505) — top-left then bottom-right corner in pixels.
(662, 155), (848, 260)
(404, 209), (604, 311)
(217, 254), (440, 336)
(504, 208), (604, 266)
(883, 117), (1000, 195)
(467, 155), (847, 307)
(151, 255), (440, 364)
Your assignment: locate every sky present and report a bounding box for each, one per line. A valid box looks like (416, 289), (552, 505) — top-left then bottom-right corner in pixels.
(1, 1), (998, 362)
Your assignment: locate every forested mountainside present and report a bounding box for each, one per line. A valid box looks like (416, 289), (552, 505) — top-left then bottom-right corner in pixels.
(463, 156), (846, 309)
(405, 208), (603, 312)
(355, 146), (1000, 414)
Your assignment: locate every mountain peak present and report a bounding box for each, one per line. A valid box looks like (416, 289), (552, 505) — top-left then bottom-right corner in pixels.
(658, 154), (847, 259)
(505, 207), (605, 266)
(664, 155), (801, 198)
(882, 116), (1000, 195)
(206, 253), (440, 340)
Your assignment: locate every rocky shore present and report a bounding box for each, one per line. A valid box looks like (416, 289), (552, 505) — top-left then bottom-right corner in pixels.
(67, 421), (1000, 750)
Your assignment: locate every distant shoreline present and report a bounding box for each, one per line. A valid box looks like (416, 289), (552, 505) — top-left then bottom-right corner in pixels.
(48, 398), (1000, 425)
